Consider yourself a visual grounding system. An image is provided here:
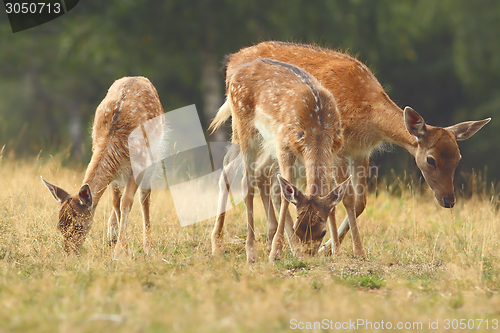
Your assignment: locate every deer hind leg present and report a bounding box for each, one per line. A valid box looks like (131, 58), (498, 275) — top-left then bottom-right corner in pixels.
(211, 144), (242, 256)
(108, 183), (122, 247)
(139, 188), (153, 255)
(211, 170), (229, 256)
(244, 147), (258, 263)
(113, 176), (139, 259)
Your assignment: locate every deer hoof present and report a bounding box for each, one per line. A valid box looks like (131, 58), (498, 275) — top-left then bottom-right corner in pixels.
(211, 238), (224, 257)
(143, 243), (153, 255)
(212, 247), (224, 257)
(246, 248), (257, 263)
(354, 248), (366, 258)
(113, 243), (128, 260)
(108, 238), (117, 248)
(332, 246), (342, 256)
(318, 238), (333, 255)
(108, 233), (118, 248)
(268, 250), (281, 262)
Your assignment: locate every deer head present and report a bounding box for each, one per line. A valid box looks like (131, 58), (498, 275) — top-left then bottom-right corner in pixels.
(277, 175), (350, 255)
(41, 177), (93, 254)
(404, 107), (490, 208)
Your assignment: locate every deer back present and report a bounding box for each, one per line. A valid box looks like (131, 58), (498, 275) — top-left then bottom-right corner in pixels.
(228, 58), (342, 189)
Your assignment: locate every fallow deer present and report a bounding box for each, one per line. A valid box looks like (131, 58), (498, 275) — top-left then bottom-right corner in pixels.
(210, 58), (351, 262)
(42, 76), (165, 258)
(220, 41), (490, 256)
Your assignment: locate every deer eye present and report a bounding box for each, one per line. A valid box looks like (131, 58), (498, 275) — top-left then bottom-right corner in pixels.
(320, 230), (327, 238)
(426, 156), (436, 169)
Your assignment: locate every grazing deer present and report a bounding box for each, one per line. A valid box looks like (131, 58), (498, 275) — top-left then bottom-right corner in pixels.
(218, 41), (490, 256)
(42, 76), (165, 258)
(210, 58), (351, 262)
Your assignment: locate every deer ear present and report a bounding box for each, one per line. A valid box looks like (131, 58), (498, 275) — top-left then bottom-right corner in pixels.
(78, 184), (93, 210)
(41, 176), (70, 203)
(277, 174), (303, 206)
(446, 118), (491, 141)
(324, 177), (351, 212)
(404, 106), (427, 140)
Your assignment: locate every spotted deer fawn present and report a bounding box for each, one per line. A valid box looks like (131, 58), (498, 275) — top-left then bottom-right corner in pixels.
(210, 58), (352, 262)
(42, 76), (165, 258)
(220, 41), (490, 255)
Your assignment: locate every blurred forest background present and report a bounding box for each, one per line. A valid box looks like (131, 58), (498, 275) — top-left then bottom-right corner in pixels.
(0, 0), (499, 191)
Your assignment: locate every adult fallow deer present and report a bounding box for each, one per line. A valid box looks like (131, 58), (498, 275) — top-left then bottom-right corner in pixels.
(210, 58), (351, 262)
(42, 76), (165, 258)
(220, 41), (490, 255)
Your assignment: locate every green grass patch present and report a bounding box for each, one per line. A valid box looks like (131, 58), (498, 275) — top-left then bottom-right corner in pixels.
(337, 269), (386, 289)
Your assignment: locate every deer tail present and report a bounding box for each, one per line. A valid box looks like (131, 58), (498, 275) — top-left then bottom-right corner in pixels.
(208, 99), (232, 134)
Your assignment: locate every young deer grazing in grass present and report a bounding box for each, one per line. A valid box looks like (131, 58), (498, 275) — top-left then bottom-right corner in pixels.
(210, 58), (351, 262)
(42, 76), (164, 258)
(221, 41), (490, 255)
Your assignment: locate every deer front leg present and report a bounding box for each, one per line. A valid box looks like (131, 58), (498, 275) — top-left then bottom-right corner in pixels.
(113, 177), (139, 259)
(319, 158), (367, 256)
(255, 151), (280, 252)
(320, 156), (369, 255)
(320, 159), (350, 255)
(327, 206), (341, 255)
(257, 166), (277, 252)
(269, 157), (295, 261)
(340, 157), (368, 256)
(255, 151), (299, 253)
(139, 188), (153, 255)
(343, 181), (366, 257)
(108, 183), (121, 247)
(338, 157), (369, 242)
(268, 170), (300, 255)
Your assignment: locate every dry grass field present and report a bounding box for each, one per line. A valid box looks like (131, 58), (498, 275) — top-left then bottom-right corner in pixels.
(1, 151), (500, 332)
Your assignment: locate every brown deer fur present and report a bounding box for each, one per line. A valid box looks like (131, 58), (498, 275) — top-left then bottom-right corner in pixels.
(215, 41), (490, 256)
(210, 58), (351, 262)
(42, 76), (164, 258)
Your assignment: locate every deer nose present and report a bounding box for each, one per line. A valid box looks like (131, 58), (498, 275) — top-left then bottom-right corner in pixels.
(443, 197), (455, 208)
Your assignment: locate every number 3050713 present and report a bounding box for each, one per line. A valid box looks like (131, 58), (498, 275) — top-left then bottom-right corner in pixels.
(444, 319), (498, 330)
(5, 2), (61, 14)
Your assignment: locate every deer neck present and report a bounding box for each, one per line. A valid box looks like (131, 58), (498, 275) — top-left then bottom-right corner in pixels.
(304, 153), (332, 197)
(82, 147), (118, 210)
(370, 99), (418, 157)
